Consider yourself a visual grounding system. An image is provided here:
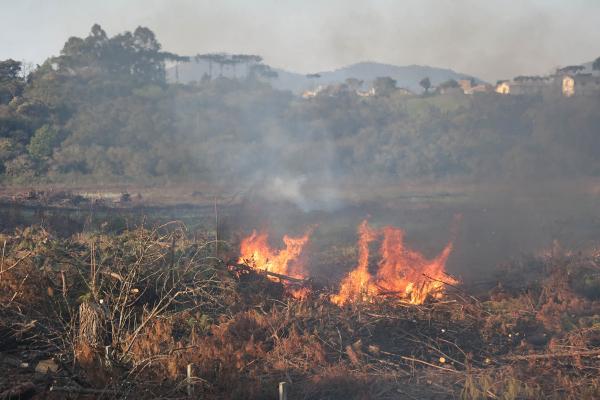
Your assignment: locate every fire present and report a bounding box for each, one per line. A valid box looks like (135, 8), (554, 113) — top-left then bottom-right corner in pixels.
(238, 220), (457, 305)
(332, 221), (457, 305)
(330, 221), (379, 304)
(238, 230), (311, 280)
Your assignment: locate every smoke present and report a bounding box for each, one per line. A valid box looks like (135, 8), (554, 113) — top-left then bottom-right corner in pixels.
(239, 121), (344, 212)
(145, 0), (600, 81)
(255, 120), (343, 211)
(263, 175), (342, 212)
(4, 1), (600, 82)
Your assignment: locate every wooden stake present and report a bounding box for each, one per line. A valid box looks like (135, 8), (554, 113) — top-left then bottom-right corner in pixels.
(104, 345), (113, 369)
(0, 240), (5, 277)
(187, 363), (194, 397)
(60, 270), (67, 295)
(278, 382), (288, 400)
(90, 241), (96, 298)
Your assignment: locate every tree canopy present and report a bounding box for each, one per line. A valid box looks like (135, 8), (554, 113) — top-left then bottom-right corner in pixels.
(419, 77), (432, 93)
(0, 59), (24, 104)
(373, 76), (397, 95)
(51, 24), (187, 84)
(1, 24), (599, 185)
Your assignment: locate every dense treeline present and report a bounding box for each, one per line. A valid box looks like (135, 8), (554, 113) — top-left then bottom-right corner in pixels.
(1, 25), (600, 185)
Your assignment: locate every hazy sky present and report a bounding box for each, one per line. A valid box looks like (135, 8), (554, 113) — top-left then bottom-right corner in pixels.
(2, 0), (599, 81)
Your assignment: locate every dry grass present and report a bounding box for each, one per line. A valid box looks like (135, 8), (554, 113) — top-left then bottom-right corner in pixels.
(1, 225), (600, 399)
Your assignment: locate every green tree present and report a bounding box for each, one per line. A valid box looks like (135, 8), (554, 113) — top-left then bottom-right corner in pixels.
(0, 138), (23, 174)
(249, 63), (278, 80)
(27, 124), (61, 159)
(345, 78), (363, 91)
(373, 76), (397, 95)
(0, 59), (24, 103)
(0, 59), (22, 81)
(593, 57), (600, 71)
(439, 79), (459, 89)
(419, 77), (432, 93)
(51, 24), (187, 84)
(4, 154), (35, 178)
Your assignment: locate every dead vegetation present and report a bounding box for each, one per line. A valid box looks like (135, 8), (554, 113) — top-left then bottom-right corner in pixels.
(1, 225), (600, 399)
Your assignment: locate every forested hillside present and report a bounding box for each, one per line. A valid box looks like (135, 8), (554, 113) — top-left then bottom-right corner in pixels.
(1, 25), (600, 185)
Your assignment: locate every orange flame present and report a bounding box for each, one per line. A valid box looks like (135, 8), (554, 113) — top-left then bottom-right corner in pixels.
(238, 230), (310, 280)
(332, 221), (457, 305)
(330, 220), (379, 304)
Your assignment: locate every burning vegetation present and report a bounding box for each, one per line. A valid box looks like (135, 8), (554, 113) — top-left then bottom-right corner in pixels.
(332, 220), (456, 305)
(2, 224), (600, 399)
(237, 220), (457, 305)
(238, 229), (311, 281)
(237, 229), (312, 300)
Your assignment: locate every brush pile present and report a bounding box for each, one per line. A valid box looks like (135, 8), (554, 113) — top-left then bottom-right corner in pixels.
(1, 225), (600, 399)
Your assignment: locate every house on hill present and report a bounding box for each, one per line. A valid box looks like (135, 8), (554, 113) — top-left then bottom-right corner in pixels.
(438, 86), (463, 95)
(495, 76), (555, 96)
(356, 87), (376, 97)
(561, 74), (600, 97)
(495, 63), (600, 97)
(394, 87), (414, 96)
(458, 79), (492, 94)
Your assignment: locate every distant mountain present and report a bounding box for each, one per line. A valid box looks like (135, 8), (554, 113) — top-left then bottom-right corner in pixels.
(167, 60), (484, 94)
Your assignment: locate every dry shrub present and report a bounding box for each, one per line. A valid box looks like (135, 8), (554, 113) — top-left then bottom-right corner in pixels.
(463, 363), (600, 400)
(536, 266), (600, 334)
(462, 366), (542, 400)
(125, 308), (328, 398)
(188, 311), (272, 397)
(0, 228), (54, 308)
(268, 328), (327, 372)
(4, 225), (600, 399)
(127, 316), (179, 378)
(125, 311), (273, 398)
(74, 341), (115, 387)
(0, 260), (43, 307)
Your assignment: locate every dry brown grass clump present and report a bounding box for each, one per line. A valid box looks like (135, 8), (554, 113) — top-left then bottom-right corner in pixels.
(2, 226), (600, 399)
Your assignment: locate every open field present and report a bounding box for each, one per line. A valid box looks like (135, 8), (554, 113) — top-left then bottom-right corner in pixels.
(2, 177), (600, 206)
